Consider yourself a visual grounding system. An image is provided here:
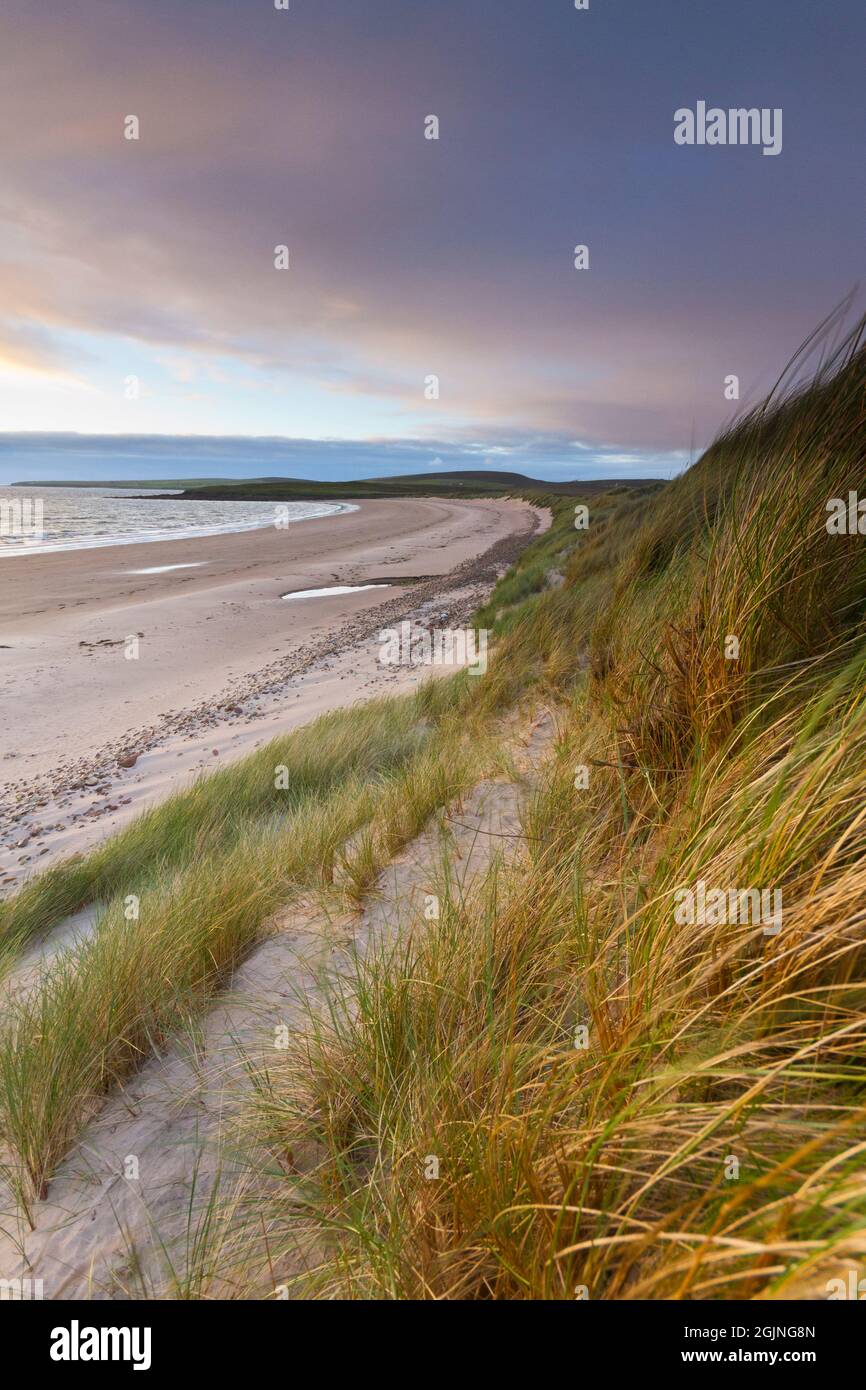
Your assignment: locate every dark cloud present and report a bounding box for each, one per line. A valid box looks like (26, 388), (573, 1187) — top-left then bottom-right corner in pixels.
(0, 0), (863, 468)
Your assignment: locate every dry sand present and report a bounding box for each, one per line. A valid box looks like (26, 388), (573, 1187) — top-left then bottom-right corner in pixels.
(0, 496), (547, 884)
(0, 707), (557, 1299)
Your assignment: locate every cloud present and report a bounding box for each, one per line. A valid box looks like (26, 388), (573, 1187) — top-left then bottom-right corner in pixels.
(0, 316), (89, 379)
(0, 429), (683, 487)
(0, 0), (862, 458)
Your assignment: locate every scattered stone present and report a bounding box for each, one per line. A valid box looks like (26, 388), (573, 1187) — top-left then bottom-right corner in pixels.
(0, 509), (545, 867)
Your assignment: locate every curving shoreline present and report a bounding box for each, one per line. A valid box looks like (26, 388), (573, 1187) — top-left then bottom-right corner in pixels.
(0, 488), (356, 558)
(0, 496), (547, 887)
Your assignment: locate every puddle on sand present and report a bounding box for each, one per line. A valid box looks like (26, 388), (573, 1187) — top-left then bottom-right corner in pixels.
(126, 562), (208, 575)
(281, 583), (389, 601)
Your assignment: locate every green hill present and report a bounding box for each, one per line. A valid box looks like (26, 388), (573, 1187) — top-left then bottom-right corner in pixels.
(24, 469), (664, 500)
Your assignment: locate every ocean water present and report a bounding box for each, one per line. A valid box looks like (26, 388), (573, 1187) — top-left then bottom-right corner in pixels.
(0, 486), (354, 557)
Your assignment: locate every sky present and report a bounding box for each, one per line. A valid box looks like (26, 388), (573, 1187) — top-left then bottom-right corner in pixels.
(0, 0), (863, 484)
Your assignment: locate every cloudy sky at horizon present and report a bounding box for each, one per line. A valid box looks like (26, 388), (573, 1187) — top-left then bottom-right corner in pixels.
(0, 0), (863, 484)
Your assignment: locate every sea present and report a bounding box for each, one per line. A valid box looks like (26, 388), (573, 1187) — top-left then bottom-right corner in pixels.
(0, 486), (353, 557)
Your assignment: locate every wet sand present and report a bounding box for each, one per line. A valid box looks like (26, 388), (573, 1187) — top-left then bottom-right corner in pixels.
(0, 496), (547, 884)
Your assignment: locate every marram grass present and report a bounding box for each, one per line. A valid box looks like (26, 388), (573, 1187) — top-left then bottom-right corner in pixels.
(207, 317), (866, 1300)
(3, 317), (866, 1298)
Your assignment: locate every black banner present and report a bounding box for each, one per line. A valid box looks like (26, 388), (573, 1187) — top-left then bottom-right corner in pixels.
(7, 1297), (858, 1376)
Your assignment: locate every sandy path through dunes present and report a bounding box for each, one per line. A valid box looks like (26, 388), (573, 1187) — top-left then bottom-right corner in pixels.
(0, 709), (557, 1299)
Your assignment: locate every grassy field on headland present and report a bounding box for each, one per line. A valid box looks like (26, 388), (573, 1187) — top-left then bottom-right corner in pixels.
(2, 317), (865, 1298)
(27, 469), (664, 500)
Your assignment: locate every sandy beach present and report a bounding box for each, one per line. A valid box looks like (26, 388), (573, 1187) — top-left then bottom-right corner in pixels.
(0, 496), (547, 885)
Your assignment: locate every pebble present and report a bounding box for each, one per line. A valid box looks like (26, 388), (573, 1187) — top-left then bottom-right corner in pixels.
(0, 521), (535, 885)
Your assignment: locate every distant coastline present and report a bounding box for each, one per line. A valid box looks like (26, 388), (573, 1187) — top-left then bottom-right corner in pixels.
(18, 471), (666, 502)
